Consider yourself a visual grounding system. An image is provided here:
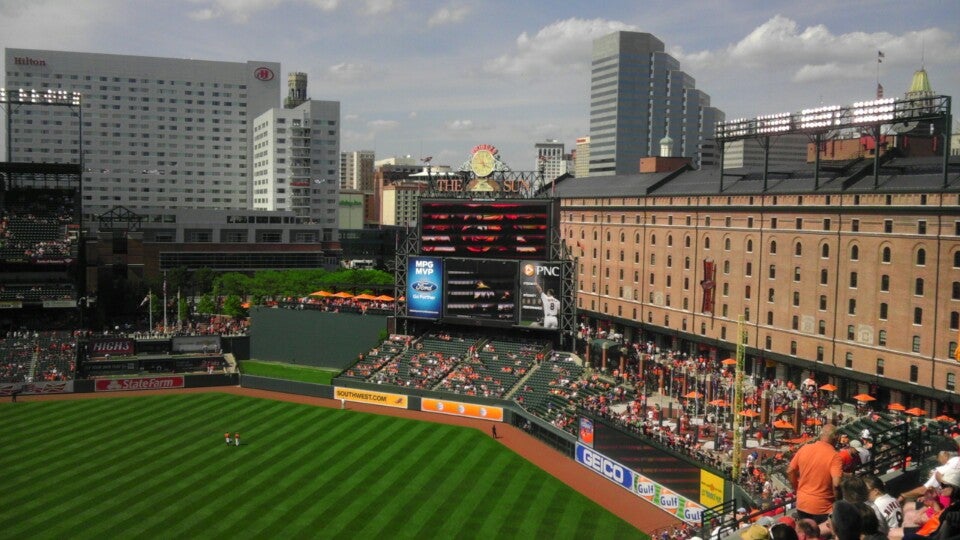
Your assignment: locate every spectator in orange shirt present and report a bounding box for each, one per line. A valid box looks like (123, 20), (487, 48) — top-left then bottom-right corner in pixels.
(787, 423), (843, 524)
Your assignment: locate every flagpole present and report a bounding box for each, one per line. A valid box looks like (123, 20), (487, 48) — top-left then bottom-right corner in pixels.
(163, 271), (168, 334)
(148, 289), (153, 332)
(177, 289), (182, 328)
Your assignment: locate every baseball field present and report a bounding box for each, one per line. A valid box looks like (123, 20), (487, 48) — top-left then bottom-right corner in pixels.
(0, 392), (646, 539)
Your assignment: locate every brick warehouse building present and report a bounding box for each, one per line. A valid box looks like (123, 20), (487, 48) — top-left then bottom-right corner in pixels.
(555, 154), (960, 414)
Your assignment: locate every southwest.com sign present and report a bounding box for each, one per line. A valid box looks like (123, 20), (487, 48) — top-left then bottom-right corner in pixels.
(574, 443), (704, 525)
(334, 387), (408, 409)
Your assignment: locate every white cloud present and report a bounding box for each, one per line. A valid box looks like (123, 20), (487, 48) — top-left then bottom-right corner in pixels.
(486, 18), (639, 77)
(408, 111), (418, 119)
(344, 113), (360, 121)
(359, 0), (396, 16)
(185, 0), (338, 23)
(427, 4), (470, 28)
(367, 119), (399, 131)
(671, 15), (960, 83)
(446, 119), (473, 131)
(328, 62), (368, 82)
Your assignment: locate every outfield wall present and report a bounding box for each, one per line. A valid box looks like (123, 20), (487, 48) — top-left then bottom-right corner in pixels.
(249, 308), (386, 368)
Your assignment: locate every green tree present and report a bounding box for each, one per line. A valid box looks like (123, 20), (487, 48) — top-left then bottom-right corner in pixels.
(196, 293), (217, 315)
(178, 296), (190, 323)
(222, 294), (247, 319)
(193, 268), (216, 295)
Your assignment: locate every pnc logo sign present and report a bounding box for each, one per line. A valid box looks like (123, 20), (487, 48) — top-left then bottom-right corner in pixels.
(254, 67), (275, 81)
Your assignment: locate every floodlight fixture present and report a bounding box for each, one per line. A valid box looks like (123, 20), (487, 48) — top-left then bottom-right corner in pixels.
(0, 87), (82, 106)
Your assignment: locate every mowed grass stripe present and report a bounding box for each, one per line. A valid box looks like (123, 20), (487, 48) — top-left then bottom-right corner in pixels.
(177, 412), (403, 538)
(401, 433), (506, 539)
(142, 400), (357, 537)
(126, 401), (333, 538)
(3, 394), (271, 535)
(81, 397), (300, 538)
(365, 429), (501, 536)
(1, 395), (216, 532)
(279, 420), (460, 537)
(0, 394), (647, 539)
(267, 418), (447, 538)
(240, 414), (419, 538)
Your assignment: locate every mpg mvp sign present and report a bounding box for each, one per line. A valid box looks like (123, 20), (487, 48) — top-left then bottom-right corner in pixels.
(406, 256), (443, 319)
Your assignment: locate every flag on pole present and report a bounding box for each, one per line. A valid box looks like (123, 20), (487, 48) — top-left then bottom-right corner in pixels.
(877, 83), (884, 99)
(878, 50), (885, 62)
(139, 295), (150, 308)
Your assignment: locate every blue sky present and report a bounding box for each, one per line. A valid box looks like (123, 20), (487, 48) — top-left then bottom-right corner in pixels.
(2, 0), (958, 169)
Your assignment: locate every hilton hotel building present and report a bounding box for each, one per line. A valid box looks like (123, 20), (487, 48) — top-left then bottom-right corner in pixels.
(3, 48), (282, 224)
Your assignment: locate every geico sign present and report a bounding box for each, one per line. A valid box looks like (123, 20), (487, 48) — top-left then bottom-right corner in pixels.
(576, 445), (632, 488)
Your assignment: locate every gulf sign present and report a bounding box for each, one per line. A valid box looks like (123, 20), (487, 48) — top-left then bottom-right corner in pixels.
(95, 376), (185, 392)
(406, 257), (443, 319)
(334, 387), (408, 409)
(575, 443), (634, 490)
(633, 474), (705, 525)
(420, 398), (503, 422)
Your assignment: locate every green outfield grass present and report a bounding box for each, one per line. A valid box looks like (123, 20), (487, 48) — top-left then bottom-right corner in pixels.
(0, 393), (646, 539)
(239, 359), (340, 384)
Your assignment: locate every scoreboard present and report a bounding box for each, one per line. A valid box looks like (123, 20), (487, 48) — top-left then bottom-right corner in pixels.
(408, 198), (564, 332)
(419, 199), (555, 259)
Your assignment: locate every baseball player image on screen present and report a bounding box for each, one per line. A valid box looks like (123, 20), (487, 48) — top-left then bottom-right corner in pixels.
(534, 281), (560, 329)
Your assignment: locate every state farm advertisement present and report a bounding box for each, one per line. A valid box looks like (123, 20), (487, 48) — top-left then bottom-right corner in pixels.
(95, 376), (185, 392)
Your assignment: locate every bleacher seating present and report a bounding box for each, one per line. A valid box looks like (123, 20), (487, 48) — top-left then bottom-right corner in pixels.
(0, 330), (77, 383)
(0, 189), (78, 263)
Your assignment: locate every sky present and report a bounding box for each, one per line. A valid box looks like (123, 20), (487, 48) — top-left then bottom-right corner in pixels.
(1, 0), (959, 169)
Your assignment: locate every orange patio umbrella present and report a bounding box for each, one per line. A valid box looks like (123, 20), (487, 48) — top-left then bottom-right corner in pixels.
(684, 391), (703, 399)
(819, 383), (838, 392)
(804, 417), (823, 426)
(309, 290), (333, 297)
(853, 393), (876, 402)
(784, 433), (812, 444)
(887, 403), (906, 412)
(739, 410), (760, 418)
(333, 291), (354, 298)
(721, 358), (737, 366)
(935, 415), (957, 423)
(353, 293), (377, 301)
(773, 419), (795, 429)
(709, 399), (730, 407)
(904, 407), (926, 417)
(374, 294), (395, 301)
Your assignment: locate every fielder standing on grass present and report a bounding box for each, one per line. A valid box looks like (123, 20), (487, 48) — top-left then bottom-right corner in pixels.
(235, 432), (240, 446)
(225, 432), (231, 445)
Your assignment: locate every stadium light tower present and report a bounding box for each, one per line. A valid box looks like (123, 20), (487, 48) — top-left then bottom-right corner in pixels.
(1, 88), (83, 162)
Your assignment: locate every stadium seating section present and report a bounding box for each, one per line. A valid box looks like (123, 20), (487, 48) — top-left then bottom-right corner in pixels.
(0, 331), (77, 383)
(0, 189), (78, 263)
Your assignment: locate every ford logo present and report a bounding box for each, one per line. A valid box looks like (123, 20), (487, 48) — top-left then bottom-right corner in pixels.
(412, 281), (437, 292)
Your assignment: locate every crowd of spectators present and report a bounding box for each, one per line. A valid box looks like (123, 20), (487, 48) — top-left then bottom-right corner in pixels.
(281, 296), (395, 316)
(0, 190), (77, 263)
(0, 330), (77, 383)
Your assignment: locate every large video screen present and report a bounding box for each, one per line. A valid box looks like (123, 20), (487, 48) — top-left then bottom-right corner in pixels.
(517, 261), (562, 329)
(442, 258), (518, 326)
(420, 200), (554, 259)
(406, 256), (444, 319)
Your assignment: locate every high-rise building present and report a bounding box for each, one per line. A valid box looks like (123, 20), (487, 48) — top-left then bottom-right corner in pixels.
(588, 32), (723, 175)
(340, 150), (375, 191)
(3, 48), (281, 222)
(574, 137), (591, 178)
(535, 140), (567, 181)
(250, 99), (340, 236)
(722, 134), (809, 169)
(284, 72), (308, 109)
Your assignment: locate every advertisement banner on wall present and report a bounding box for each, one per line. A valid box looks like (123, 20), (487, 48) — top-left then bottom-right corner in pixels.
(578, 417), (594, 447)
(89, 339), (135, 358)
(0, 381), (74, 395)
(95, 376), (185, 392)
(406, 257), (443, 319)
(333, 387), (408, 409)
(700, 469), (726, 510)
(517, 260), (562, 330)
(420, 398), (503, 421)
(575, 443), (704, 525)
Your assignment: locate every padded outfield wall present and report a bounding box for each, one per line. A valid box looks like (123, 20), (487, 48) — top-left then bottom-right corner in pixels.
(249, 307), (387, 369)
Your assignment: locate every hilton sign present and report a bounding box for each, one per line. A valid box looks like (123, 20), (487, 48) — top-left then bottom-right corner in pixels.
(14, 56), (47, 66)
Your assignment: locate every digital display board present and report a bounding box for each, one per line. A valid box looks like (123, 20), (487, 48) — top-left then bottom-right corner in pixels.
(442, 258), (517, 325)
(517, 260), (562, 329)
(420, 200), (554, 259)
(406, 256), (443, 319)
